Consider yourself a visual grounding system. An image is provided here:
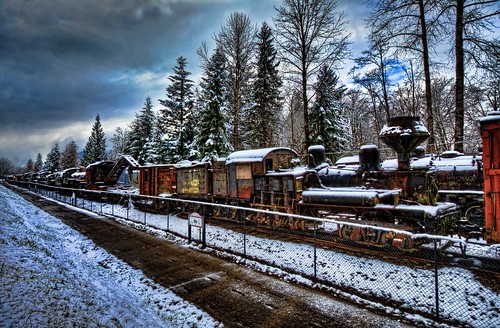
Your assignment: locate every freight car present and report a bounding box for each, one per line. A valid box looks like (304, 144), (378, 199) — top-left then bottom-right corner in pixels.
(480, 111), (500, 243)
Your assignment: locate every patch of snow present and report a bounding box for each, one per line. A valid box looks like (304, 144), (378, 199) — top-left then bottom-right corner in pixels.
(0, 184), (221, 328)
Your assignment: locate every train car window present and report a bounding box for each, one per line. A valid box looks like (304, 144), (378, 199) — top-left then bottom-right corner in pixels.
(265, 159), (273, 171)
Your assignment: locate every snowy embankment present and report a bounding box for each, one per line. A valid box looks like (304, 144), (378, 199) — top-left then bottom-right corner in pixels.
(0, 184), (221, 328)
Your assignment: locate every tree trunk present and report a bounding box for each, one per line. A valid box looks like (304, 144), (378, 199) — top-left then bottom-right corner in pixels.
(302, 60), (310, 153)
(419, 0), (436, 154)
(454, 0), (465, 153)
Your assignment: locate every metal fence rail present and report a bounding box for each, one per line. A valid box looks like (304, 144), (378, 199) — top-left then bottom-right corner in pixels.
(13, 182), (500, 327)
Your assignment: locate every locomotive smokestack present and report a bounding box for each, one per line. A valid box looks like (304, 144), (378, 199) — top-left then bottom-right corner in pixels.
(379, 116), (430, 170)
(307, 145), (327, 168)
(359, 145), (380, 171)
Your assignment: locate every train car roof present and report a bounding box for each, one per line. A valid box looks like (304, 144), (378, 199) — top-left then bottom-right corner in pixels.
(382, 154), (481, 170)
(479, 111), (500, 124)
(226, 147), (298, 164)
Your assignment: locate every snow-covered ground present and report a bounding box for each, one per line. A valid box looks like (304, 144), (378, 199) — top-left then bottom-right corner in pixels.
(79, 191), (500, 327)
(3, 183), (500, 327)
(0, 184), (221, 327)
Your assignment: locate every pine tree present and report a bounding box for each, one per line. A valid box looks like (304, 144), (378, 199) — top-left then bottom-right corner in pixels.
(244, 22), (282, 149)
(82, 114), (106, 166)
(159, 56), (195, 162)
(25, 158), (34, 172)
(127, 96), (157, 164)
(60, 140), (79, 169)
(34, 153), (43, 172)
(139, 123), (169, 164)
(195, 46), (231, 160)
(44, 143), (61, 172)
(215, 12), (256, 151)
(309, 65), (348, 160)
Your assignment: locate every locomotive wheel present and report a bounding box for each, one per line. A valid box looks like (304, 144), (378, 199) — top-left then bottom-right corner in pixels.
(381, 232), (414, 249)
(465, 205), (485, 227)
(340, 225), (363, 242)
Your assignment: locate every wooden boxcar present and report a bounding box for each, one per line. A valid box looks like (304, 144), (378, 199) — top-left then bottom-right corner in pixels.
(175, 162), (212, 200)
(224, 147), (299, 202)
(480, 111), (500, 242)
(139, 165), (176, 196)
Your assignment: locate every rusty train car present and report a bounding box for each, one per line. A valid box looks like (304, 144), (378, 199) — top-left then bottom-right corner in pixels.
(134, 116), (477, 247)
(480, 111), (500, 243)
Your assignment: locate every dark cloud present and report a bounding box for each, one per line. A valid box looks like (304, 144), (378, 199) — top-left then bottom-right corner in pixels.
(0, 0), (367, 166)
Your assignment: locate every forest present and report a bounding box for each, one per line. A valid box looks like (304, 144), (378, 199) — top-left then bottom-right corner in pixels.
(1, 0), (498, 176)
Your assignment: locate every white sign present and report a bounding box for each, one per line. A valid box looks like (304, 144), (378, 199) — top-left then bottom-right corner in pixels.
(189, 212), (203, 228)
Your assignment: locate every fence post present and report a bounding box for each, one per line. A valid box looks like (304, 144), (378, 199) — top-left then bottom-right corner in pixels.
(167, 200), (170, 232)
(243, 210), (247, 258)
(434, 239), (440, 322)
(313, 221), (317, 280)
(201, 206), (206, 249)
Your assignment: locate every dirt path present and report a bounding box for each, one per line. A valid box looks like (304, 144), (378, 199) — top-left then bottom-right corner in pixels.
(8, 185), (413, 328)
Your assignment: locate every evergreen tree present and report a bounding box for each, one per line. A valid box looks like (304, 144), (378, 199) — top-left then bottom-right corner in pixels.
(139, 123), (170, 164)
(127, 96), (157, 164)
(44, 143), (61, 172)
(195, 46), (231, 160)
(34, 153), (43, 172)
(309, 65), (348, 160)
(244, 22), (282, 149)
(60, 140), (79, 169)
(159, 56), (195, 162)
(82, 114), (106, 166)
(215, 12), (256, 151)
(25, 158), (34, 172)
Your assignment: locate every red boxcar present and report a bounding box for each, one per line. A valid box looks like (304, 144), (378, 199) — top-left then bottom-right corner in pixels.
(480, 112), (500, 242)
(139, 165), (177, 196)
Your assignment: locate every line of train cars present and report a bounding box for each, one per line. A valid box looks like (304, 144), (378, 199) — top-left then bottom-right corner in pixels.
(136, 114), (499, 246)
(9, 114), (500, 246)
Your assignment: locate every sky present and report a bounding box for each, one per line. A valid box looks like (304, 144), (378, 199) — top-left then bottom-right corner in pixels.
(0, 0), (370, 167)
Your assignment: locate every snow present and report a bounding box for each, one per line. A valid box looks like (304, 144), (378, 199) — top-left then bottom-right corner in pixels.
(479, 111), (500, 123)
(0, 184), (221, 328)
(225, 147), (297, 164)
(380, 118), (429, 136)
(2, 183), (499, 327)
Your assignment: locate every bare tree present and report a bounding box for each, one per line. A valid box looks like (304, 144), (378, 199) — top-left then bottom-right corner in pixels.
(351, 36), (394, 119)
(368, 0), (440, 153)
(274, 0), (351, 152)
(0, 157), (15, 178)
(343, 89), (379, 151)
(442, 0), (500, 152)
(214, 12), (256, 151)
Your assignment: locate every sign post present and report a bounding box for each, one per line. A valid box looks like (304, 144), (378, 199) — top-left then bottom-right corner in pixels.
(188, 212), (206, 248)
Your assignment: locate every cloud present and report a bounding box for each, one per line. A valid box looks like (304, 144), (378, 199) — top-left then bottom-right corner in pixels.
(0, 0), (369, 167)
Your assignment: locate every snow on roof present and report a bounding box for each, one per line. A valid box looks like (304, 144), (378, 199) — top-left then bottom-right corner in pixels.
(382, 154), (481, 170)
(226, 147), (298, 164)
(479, 111), (500, 124)
(335, 155), (359, 165)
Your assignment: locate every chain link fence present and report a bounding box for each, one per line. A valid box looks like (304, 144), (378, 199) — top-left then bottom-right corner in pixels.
(11, 182), (500, 327)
